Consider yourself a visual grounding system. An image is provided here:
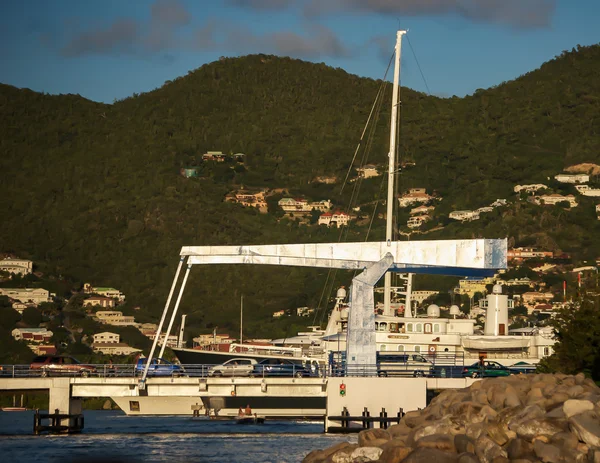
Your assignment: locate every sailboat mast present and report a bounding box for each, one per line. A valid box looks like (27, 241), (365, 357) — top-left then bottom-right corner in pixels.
(384, 29), (407, 316)
(240, 294), (243, 344)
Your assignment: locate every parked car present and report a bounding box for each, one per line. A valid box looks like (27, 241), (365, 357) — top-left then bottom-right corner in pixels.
(462, 360), (515, 378)
(377, 353), (433, 377)
(209, 358), (257, 377)
(135, 358), (185, 377)
(251, 359), (312, 378)
(30, 355), (97, 377)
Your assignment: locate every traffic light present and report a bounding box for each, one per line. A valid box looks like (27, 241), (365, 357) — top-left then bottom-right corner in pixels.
(339, 383), (346, 396)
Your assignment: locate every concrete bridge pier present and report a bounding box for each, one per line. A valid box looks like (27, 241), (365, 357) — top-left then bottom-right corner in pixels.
(48, 378), (82, 431)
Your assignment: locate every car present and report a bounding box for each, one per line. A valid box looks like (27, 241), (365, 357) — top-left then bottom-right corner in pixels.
(461, 360), (515, 378)
(208, 358), (257, 377)
(135, 358), (185, 377)
(30, 355), (97, 377)
(376, 353), (433, 377)
(251, 358), (312, 378)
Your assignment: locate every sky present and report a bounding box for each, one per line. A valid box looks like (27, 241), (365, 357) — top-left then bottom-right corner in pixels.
(0, 0), (599, 103)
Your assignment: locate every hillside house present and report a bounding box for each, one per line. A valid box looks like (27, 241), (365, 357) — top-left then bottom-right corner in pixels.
(144, 332), (179, 348)
(455, 277), (495, 297)
(193, 333), (234, 347)
(279, 198), (332, 213)
(555, 174), (589, 184)
(202, 151), (227, 162)
(356, 165), (380, 179)
(575, 185), (600, 197)
(313, 176), (337, 184)
(83, 284), (125, 301)
(30, 344), (57, 356)
(398, 189), (433, 207)
(225, 189), (268, 213)
(410, 205), (434, 215)
(296, 307), (315, 317)
(491, 199), (508, 207)
(449, 210), (480, 222)
(476, 206), (494, 214)
(407, 215), (429, 228)
(521, 292), (554, 304)
(11, 328), (53, 343)
(92, 343), (142, 356)
(318, 211), (354, 228)
(411, 290), (438, 304)
(83, 296), (115, 308)
(0, 288), (53, 305)
(93, 332), (120, 344)
(272, 310), (285, 318)
(508, 248), (553, 261)
(514, 184), (547, 194)
(95, 311), (138, 327)
(0, 258), (33, 275)
(536, 194), (578, 207)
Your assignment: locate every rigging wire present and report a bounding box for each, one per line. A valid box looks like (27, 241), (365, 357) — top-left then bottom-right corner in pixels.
(406, 35), (431, 95)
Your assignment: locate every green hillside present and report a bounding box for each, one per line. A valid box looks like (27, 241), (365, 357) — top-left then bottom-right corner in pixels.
(1, 44), (599, 340)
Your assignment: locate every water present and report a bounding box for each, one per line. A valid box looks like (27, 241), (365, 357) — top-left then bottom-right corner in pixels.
(0, 410), (355, 462)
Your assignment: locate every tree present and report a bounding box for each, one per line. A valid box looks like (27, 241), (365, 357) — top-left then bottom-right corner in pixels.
(538, 298), (600, 379)
(22, 307), (42, 327)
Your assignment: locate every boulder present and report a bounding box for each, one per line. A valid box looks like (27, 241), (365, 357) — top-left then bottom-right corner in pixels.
(562, 399), (594, 418)
(415, 434), (456, 452)
(403, 447), (458, 463)
(484, 422), (509, 446)
(455, 434), (476, 454)
(474, 436), (507, 463)
(403, 410), (426, 429)
(303, 449), (327, 463)
(505, 438), (534, 460)
(457, 453), (480, 463)
(378, 445), (413, 463)
(388, 421), (413, 438)
(550, 431), (578, 449)
(532, 440), (562, 463)
(350, 446), (382, 462)
(569, 410), (600, 447)
(358, 428), (390, 447)
(511, 418), (567, 441)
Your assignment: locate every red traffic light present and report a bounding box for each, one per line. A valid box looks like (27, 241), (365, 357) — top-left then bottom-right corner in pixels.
(340, 383), (346, 390)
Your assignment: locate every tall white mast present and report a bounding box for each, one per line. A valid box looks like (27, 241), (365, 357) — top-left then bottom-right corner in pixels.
(384, 30), (406, 316)
(240, 294), (243, 344)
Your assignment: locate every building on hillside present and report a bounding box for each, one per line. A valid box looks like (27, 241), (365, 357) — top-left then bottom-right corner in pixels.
(0, 258), (33, 275)
(476, 206), (494, 214)
(532, 263), (557, 273)
(318, 211), (354, 228)
(454, 277), (495, 297)
(83, 296), (115, 308)
(0, 288), (53, 305)
(449, 210), (480, 222)
(11, 328), (53, 343)
(225, 189), (268, 212)
(12, 301), (35, 314)
(508, 247), (553, 261)
(398, 189), (433, 207)
(95, 311), (138, 327)
(92, 343), (142, 356)
(520, 292), (554, 304)
(192, 333), (234, 347)
(555, 173), (589, 184)
(233, 153), (245, 162)
(29, 344), (57, 356)
(407, 215), (429, 229)
(144, 332), (179, 348)
(499, 277), (535, 287)
(278, 198), (332, 213)
(514, 184), (547, 194)
(575, 185), (600, 197)
(534, 194), (578, 208)
(410, 205), (434, 215)
(313, 175), (337, 184)
(411, 290), (438, 304)
(491, 199), (508, 207)
(202, 151), (227, 162)
(93, 332), (120, 344)
(296, 307), (315, 317)
(139, 323), (159, 332)
(356, 165), (380, 179)
(83, 284), (125, 301)
(272, 310), (285, 318)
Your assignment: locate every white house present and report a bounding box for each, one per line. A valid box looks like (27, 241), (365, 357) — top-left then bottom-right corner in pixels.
(272, 310), (285, 318)
(491, 199), (508, 207)
(95, 311), (138, 327)
(0, 258), (33, 275)
(83, 296), (116, 308)
(398, 189), (433, 207)
(575, 185), (600, 197)
(92, 343), (142, 356)
(476, 206), (494, 214)
(93, 332), (120, 344)
(11, 328), (53, 343)
(296, 307), (315, 317)
(0, 288), (53, 305)
(407, 215), (429, 228)
(537, 194), (578, 207)
(83, 284), (125, 301)
(449, 210), (480, 221)
(278, 198), (332, 213)
(356, 165), (380, 179)
(514, 184), (547, 194)
(555, 174), (589, 184)
(318, 211), (353, 228)
(410, 205), (434, 215)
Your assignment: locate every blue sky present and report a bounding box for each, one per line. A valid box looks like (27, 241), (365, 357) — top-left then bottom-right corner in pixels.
(0, 0), (598, 103)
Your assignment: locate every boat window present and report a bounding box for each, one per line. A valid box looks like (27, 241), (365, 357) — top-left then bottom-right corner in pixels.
(399, 323), (405, 333)
(381, 344), (387, 351)
(543, 347), (550, 356)
(398, 345), (404, 352)
(433, 324), (440, 333)
(416, 324), (423, 333)
(414, 346), (421, 353)
(444, 348), (449, 352)
(424, 323), (432, 334)
(375, 322), (379, 330)
(407, 324), (413, 332)
(390, 323), (398, 333)
(379, 322), (387, 331)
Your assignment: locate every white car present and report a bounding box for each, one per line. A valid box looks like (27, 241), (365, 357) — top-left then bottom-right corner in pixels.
(208, 358), (257, 377)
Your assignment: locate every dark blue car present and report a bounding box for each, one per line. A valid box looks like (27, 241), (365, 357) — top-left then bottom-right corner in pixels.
(251, 359), (312, 378)
(135, 358), (185, 377)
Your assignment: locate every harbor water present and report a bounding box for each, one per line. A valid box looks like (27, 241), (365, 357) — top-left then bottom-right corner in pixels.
(0, 410), (355, 462)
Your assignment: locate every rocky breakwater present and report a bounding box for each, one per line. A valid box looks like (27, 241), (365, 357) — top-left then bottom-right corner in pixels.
(303, 373), (600, 463)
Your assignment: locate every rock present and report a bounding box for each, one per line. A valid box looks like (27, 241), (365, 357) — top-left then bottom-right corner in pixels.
(490, 457), (509, 463)
(508, 405), (545, 430)
(455, 434), (476, 454)
(587, 448), (600, 463)
(569, 410), (600, 447)
(575, 373), (585, 385)
(504, 385), (522, 408)
(350, 446), (382, 462)
(303, 449), (327, 463)
(102, 399), (112, 410)
(404, 410), (426, 428)
(542, 392), (570, 411)
(310, 442), (356, 462)
(466, 423), (487, 441)
(545, 406), (565, 419)
(412, 415), (463, 441)
(506, 438), (534, 460)
(550, 431), (578, 449)
(562, 399), (594, 418)
(403, 447), (458, 463)
(510, 418), (567, 441)
(415, 434), (456, 452)
(484, 422), (509, 446)
(532, 440), (562, 463)
(388, 421), (413, 438)
(358, 428), (390, 447)
(331, 450), (354, 463)
(457, 453), (480, 463)
(474, 436), (507, 463)
(568, 385), (585, 398)
(378, 445), (412, 463)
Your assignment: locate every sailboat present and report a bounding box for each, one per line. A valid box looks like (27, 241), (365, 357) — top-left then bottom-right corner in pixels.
(171, 30), (555, 369)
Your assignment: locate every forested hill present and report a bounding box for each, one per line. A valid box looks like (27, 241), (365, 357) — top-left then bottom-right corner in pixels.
(0, 44), (599, 338)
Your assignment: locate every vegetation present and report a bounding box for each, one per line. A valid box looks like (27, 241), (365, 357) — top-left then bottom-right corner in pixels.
(0, 44), (599, 345)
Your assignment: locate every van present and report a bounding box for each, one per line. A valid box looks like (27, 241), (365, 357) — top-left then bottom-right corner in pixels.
(376, 353), (433, 377)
